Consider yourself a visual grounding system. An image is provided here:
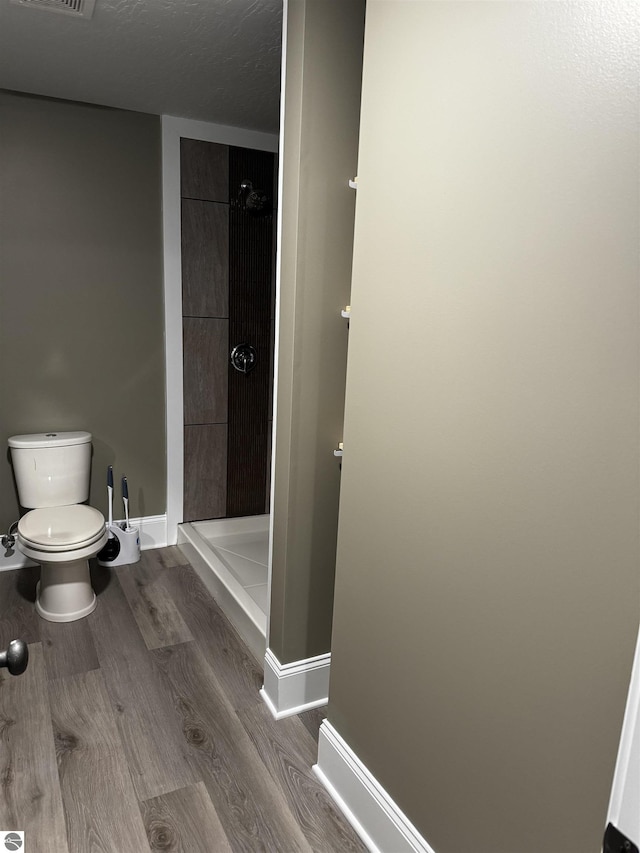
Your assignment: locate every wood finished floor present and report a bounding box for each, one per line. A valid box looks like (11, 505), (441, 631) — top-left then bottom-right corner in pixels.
(0, 548), (366, 853)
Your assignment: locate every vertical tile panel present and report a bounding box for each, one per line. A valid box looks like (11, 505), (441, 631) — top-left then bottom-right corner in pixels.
(183, 318), (228, 425)
(184, 424), (228, 521)
(227, 147), (276, 517)
(229, 148), (275, 320)
(181, 200), (229, 318)
(180, 139), (229, 202)
(227, 322), (272, 516)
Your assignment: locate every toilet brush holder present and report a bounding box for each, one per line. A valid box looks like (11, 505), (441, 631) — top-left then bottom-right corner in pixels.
(97, 524), (140, 567)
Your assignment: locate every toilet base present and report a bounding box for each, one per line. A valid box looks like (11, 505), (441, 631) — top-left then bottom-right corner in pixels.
(35, 559), (97, 623)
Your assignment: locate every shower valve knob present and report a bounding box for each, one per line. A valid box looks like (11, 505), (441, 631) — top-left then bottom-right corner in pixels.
(230, 343), (257, 374)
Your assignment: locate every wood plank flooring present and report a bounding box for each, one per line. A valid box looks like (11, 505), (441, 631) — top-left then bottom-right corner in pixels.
(0, 548), (365, 853)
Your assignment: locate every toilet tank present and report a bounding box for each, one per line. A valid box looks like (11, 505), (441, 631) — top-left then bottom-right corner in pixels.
(8, 431), (93, 509)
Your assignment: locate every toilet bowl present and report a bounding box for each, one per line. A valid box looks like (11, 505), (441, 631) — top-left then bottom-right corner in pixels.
(17, 504), (107, 622)
(8, 431), (107, 623)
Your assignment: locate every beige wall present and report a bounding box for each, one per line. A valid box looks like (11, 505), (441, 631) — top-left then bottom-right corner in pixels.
(270, 0), (365, 663)
(0, 92), (165, 530)
(328, 3), (639, 852)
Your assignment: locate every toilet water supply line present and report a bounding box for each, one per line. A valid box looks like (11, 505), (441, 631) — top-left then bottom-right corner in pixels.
(1, 520), (19, 551)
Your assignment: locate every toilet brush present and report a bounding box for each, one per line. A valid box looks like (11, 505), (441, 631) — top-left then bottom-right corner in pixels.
(121, 476), (130, 531)
(97, 466), (120, 562)
(99, 473), (140, 567)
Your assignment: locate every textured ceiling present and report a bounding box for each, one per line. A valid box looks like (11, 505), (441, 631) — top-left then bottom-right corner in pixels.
(0, 0), (282, 133)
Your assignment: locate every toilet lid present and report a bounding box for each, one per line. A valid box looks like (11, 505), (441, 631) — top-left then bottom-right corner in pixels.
(18, 505), (105, 551)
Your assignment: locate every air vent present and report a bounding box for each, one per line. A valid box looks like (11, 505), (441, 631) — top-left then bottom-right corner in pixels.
(9, 0), (96, 18)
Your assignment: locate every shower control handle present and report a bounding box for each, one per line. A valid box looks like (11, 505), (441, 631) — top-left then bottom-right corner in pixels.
(0, 639), (29, 676)
(231, 343), (257, 375)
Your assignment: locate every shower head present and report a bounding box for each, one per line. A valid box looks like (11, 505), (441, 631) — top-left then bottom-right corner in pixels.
(239, 179), (271, 215)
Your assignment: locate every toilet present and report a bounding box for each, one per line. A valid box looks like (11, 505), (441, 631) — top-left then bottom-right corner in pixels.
(8, 431), (107, 622)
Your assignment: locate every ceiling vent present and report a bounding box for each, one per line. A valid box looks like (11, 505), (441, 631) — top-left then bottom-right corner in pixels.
(9, 0), (96, 18)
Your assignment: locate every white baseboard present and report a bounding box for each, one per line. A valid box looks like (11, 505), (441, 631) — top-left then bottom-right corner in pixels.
(260, 648), (331, 719)
(127, 514), (168, 551)
(313, 720), (435, 853)
(0, 513), (168, 572)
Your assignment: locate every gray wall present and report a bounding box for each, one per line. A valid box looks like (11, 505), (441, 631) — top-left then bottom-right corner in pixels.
(0, 92), (165, 530)
(269, 0), (365, 663)
(328, 3), (639, 852)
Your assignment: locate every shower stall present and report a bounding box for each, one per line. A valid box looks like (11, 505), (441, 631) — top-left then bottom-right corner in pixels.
(176, 137), (277, 661)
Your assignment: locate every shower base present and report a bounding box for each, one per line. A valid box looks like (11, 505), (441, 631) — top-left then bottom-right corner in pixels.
(177, 515), (269, 663)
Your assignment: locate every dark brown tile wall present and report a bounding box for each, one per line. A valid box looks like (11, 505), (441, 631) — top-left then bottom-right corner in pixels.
(227, 147), (276, 517)
(181, 138), (276, 522)
(181, 140), (230, 521)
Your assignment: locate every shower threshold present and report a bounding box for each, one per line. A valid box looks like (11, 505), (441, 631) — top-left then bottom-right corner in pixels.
(177, 515), (269, 663)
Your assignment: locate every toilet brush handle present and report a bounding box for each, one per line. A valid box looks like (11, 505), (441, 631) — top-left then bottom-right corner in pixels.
(122, 476), (130, 529)
(0, 639), (29, 676)
(107, 466), (114, 530)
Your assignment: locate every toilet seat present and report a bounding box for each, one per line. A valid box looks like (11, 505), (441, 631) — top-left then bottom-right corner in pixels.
(17, 505), (107, 563)
(18, 505), (105, 549)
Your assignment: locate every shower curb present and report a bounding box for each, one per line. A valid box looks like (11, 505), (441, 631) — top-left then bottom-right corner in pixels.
(177, 522), (267, 663)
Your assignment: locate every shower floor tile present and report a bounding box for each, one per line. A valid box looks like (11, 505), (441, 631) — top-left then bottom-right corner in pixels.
(245, 584), (268, 612)
(212, 548), (268, 588)
(211, 532), (269, 566)
(188, 516), (270, 626)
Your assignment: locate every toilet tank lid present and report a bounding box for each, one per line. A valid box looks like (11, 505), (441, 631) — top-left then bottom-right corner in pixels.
(8, 431), (92, 449)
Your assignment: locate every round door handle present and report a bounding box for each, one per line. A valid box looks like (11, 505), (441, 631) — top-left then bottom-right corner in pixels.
(0, 639), (29, 676)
